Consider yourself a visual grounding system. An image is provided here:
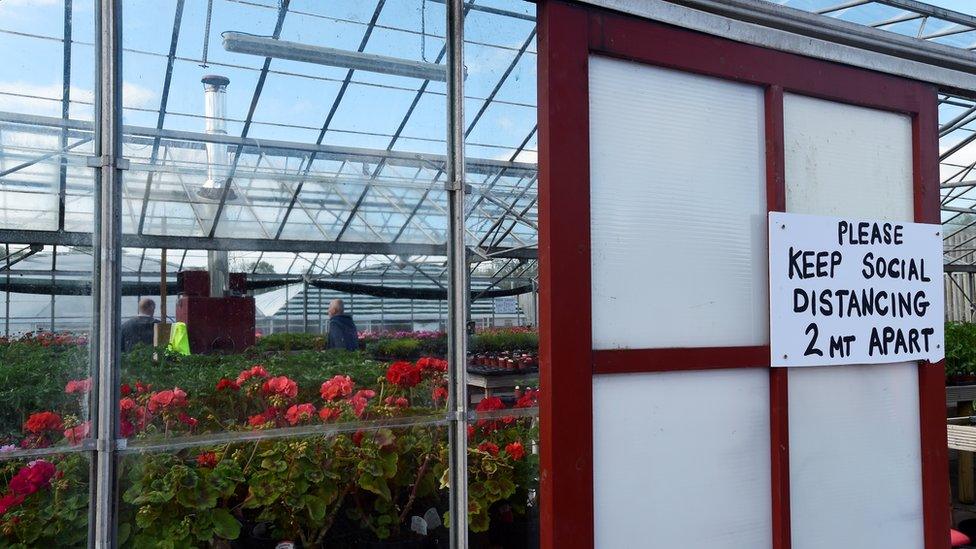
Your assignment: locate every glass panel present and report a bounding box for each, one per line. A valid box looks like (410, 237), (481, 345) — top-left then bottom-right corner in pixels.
(119, 425), (449, 546)
(119, 0), (457, 544)
(465, 1), (540, 546)
(0, 452), (91, 547)
(0, 2), (96, 524)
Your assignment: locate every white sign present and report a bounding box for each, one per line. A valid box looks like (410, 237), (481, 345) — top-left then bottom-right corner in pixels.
(494, 296), (518, 315)
(769, 212), (944, 367)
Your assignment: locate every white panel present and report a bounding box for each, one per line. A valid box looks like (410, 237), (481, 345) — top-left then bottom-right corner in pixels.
(784, 94), (922, 549)
(784, 93), (913, 221)
(588, 55), (767, 350)
(788, 363), (923, 549)
(593, 369), (772, 549)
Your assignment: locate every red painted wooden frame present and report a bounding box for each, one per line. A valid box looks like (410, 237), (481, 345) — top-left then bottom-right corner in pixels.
(537, 1), (949, 548)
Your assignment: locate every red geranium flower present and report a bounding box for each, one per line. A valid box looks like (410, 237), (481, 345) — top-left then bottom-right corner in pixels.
(64, 377), (92, 394)
(515, 388), (538, 408)
(384, 396), (409, 408)
(386, 361), (421, 388)
(236, 365), (269, 386)
(262, 376), (298, 399)
(432, 386), (448, 405)
(248, 408), (278, 428)
(196, 451), (218, 468)
(349, 389), (376, 418)
(9, 460), (56, 496)
(63, 421), (90, 445)
(478, 441), (499, 456)
(120, 383), (132, 396)
(505, 441), (525, 460)
(285, 403), (316, 425)
(216, 378), (239, 391)
(178, 413), (198, 428)
(24, 412), (63, 434)
(475, 396), (505, 413)
(0, 493), (24, 516)
(418, 357), (448, 375)
(320, 375), (354, 401)
(352, 430), (364, 446)
(319, 406), (341, 422)
(119, 398), (149, 437)
(147, 387), (187, 413)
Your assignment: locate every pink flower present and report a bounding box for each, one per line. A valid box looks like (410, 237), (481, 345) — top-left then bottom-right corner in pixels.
(285, 403), (316, 425)
(320, 375), (354, 401)
(384, 396), (409, 408)
(63, 421), (90, 445)
(64, 377), (92, 394)
(262, 376), (298, 399)
(147, 388), (187, 413)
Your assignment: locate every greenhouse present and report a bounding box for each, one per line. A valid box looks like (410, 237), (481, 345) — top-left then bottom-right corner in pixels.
(0, 0), (976, 548)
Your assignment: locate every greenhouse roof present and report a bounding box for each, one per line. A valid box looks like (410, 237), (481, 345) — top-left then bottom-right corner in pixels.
(6, 0), (976, 280)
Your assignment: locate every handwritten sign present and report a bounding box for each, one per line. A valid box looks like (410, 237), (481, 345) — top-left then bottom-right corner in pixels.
(769, 212), (944, 367)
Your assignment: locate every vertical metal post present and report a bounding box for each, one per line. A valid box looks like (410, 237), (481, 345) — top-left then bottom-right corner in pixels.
(302, 278), (309, 333)
(50, 245), (57, 332)
(285, 284), (290, 333)
(91, 0), (123, 546)
(4, 244), (9, 337)
(445, 0), (468, 546)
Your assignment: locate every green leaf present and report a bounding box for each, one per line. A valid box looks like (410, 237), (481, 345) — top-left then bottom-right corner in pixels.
(211, 508), (241, 540)
(303, 494), (327, 522)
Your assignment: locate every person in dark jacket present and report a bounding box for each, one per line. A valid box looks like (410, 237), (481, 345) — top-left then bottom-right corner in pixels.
(121, 298), (159, 352)
(326, 299), (358, 351)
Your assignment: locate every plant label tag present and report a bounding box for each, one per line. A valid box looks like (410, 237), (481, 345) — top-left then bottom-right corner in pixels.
(411, 515), (428, 536)
(424, 507), (442, 530)
(768, 212), (944, 367)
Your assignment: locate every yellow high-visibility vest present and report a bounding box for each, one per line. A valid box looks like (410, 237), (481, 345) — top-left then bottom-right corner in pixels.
(168, 321), (190, 355)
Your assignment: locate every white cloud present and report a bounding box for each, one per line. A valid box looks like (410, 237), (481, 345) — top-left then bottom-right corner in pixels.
(0, 80), (157, 117)
(122, 82), (156, 109)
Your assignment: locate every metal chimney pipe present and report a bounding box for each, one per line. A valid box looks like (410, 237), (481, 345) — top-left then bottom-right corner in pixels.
(201, 74), (231, 296)
(200, 74), (230, 199)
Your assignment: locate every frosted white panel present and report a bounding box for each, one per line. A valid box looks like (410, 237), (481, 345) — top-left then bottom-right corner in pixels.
(788, 363), (923, 549)
(784, 93), (913, 221)
(593, 369), (772, 549)
(588, 55), (767, 350)
(784, 93), (922, 548)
